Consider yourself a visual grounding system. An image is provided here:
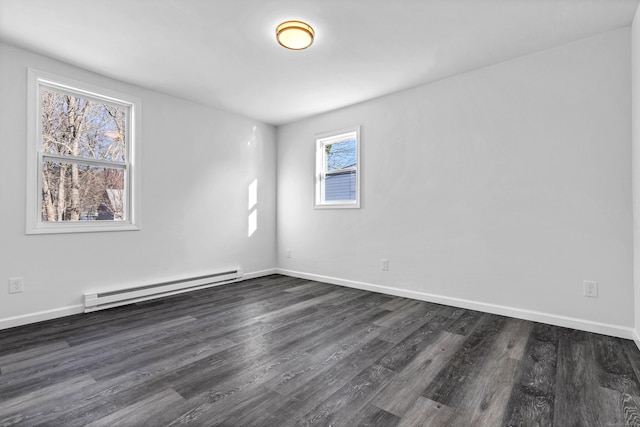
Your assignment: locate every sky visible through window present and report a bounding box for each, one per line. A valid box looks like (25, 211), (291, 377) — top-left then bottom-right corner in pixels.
(42, 89), (126, 162)
(326, 138), (356, 171)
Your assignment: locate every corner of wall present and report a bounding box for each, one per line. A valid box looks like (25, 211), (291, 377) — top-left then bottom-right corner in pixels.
(632, 4), (640, 345)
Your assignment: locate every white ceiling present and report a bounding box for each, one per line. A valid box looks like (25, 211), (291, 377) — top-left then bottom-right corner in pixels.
(0, 0), (638, 125)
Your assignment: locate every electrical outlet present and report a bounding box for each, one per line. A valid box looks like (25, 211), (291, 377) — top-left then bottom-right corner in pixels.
(583, 280), (598, 298)
(8, 277), (23, 294)
(381, 259), (389, 271)
(286, 249), (291, 259)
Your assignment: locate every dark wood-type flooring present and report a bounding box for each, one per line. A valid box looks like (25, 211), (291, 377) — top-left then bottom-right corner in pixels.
(1, 274), (640, 426)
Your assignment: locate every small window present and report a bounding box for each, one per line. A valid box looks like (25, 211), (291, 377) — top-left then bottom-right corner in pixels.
(315, 128), (360, 208)
(27, 69), (140, 234)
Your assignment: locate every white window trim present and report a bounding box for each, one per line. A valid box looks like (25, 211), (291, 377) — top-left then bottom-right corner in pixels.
(314, 126), (361, 209)
(26, 68), (141, 234)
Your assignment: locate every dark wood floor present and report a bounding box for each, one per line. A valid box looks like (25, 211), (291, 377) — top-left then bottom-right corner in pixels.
(1, 275), (640, 426)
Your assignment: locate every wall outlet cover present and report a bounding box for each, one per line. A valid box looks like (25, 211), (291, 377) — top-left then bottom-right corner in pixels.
(9, 277), (24, 294)
(583, 280), (598, 298)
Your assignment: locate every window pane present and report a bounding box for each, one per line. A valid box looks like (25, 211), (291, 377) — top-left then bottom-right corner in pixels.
(41, 88), (127, 162)
(325, 171), (356, 201)
(325, 139), (356, 171)
(41, 161), (125, 222)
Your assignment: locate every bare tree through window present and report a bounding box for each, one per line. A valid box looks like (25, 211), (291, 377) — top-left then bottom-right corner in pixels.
(40, 89), (127, 222)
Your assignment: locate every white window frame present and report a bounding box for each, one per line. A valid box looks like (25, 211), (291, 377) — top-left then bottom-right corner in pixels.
(314, 127), (361, 209)
(26, 69), (141, 234)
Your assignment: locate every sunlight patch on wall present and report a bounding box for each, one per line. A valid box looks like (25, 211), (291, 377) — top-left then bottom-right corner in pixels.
(248, 209), (258, 237)
(248, 178), (258, 237)
(248, 179), (258, 210)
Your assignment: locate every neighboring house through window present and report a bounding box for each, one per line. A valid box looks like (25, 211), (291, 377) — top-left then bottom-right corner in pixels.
(27, 69), (140, 234)
(315, 127), (360, 208)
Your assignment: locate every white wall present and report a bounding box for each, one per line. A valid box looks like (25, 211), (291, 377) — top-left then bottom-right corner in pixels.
(633, 7), (640, 341)
(1, 28), (634, 336)
(0, 42), (277, 328)
(277, 29), (633, 336)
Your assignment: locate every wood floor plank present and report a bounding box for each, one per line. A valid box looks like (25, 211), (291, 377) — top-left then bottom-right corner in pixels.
(0, 367), (88, 404)
(87, 331), (236, 382)
(351, 403), (401, 427)
(301, 321), (386, 371)
(18, 338), (235, 426)
(375, 300), (423, 327)
(621, 392), (640, 426)
(84, 388), (185, 427)
(168, 385), (290, 426)
(433, 304), (465, 320)
(421, 313), (507, 407)
(251, 290), (347, 323)
(290, 364), (396, 427)
(592, 333), (640, 395)
(270, 337), (395, 398)
(1, 274), (639, 426)
(397, 396), (454, 427)
(502, 319), (533, 361)
(444, 308), (484, 336)
(216, 387), (294, 427)
(297, 307), (389, 357)
(377, 314), (457, 373)
(597, 386), (638, 427)
(379, 296), (413, 311)
(553, 329), (607, 426)
(502, 323), (559, 426)
(285, 281), (322, 293)
(372, 331), (466, 417)
(445, 318), (524, 426)
(267, 339), (396, 424)
(0, 316), (197, 375)
(159, 348), (317, 423)
(0, 315), (210, 402)
(0, 374), (96, 425)
(162, 303), (375, 400)
(376, 303), (439, 344)
(0, 340), (69, 369)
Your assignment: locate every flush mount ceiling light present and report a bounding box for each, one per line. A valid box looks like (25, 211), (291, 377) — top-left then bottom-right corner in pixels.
(276, 20), (314, 50)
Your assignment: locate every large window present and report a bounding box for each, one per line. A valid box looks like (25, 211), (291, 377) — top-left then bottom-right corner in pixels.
(27, 69), (140, 234)
(315, 127), (360, 208)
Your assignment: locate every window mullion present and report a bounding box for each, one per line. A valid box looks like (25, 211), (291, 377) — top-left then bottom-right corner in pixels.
(325, 167), (356, 176)
(42, 153), (127, 170)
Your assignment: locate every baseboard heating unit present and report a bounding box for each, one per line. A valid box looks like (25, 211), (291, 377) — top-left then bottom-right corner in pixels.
(83, 268), (243, 313)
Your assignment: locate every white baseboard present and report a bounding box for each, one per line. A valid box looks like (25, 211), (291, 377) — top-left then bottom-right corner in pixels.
(242, 268), (278, 280)
(0, 268), (279, 331)
(633, 330), (640, 351)
(276, 268), (636, 340)
(0, 305), (84, 331)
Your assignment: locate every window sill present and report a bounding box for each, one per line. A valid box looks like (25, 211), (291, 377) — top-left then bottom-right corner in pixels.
(313, 202), (360, 210)
(26, 222), (140, 235)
